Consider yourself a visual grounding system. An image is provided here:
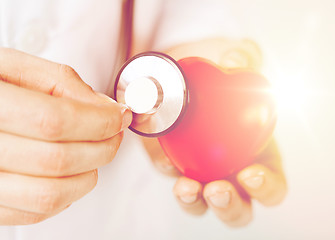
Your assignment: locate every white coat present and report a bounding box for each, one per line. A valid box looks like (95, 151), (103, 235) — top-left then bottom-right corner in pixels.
(0, 0), (335, 239)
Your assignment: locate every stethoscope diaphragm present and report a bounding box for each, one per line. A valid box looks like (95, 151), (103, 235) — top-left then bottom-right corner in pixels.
(114, 52), (188, 137)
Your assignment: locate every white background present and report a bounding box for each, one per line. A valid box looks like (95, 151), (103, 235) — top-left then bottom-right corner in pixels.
(0, 0), (334, 239)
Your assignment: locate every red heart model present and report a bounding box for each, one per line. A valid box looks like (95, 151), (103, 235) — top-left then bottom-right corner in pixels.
(158, 57), (277, 182)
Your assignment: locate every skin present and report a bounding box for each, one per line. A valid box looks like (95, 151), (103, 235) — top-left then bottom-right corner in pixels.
(0, 38), (286, 226)
(141, 38), (287, 227)
(0, 48), (132, 225)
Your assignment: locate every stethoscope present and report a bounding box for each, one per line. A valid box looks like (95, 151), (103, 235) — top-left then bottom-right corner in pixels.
(111, 0), (276, 183)
(110, 0), (188, 137)
(114, 51), (188, 137)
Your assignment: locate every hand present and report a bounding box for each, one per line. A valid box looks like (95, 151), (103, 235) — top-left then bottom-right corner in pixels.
(0, 48), (132, 225)
(141, 38), (287, 227)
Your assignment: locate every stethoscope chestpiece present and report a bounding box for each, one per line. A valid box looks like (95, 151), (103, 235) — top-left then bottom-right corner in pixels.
(114, 52), (188, 137)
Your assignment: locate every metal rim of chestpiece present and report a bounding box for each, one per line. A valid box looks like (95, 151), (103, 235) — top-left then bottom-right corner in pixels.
(114, 52), (189, 137)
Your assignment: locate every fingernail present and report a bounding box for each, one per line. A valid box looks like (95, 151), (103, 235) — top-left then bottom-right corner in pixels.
(121, 107), (133, 130)
(208, 191), (231, 208)
(243, 175), (264, 189)
(156, 156), (175, 171)
(179, 194), (198, 204)
(157, 162), (175, 172)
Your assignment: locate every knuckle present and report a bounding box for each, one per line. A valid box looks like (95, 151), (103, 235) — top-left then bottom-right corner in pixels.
(57, 64), (79, 79)
(35, 184), (62, 214)
(43, 144), (69, 176)
(36, 108), (65, 140)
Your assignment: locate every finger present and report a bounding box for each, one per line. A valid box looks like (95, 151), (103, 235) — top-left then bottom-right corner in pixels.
(165, 38), (262, 71)
(173, 177), (207, 215)
(0, 131), (123, 177)
(142, 137), (180, 176)
(0, 81), (132, 141)
(136, 113), (179, 176)
(0, 47), (106, 104)
(237, 164), (287, 206)
(218, 39), (262, 70)
(255, 137), (285, 175)
(0, 204), (70, 225)
(0, 170), (97, 214)
(203, 180), (252, 227)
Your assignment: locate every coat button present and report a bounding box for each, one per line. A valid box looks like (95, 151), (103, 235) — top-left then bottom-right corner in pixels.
(17, 21), (48, 55)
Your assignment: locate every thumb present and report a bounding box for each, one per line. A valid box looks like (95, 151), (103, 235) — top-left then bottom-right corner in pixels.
(0, 47), (109, 104)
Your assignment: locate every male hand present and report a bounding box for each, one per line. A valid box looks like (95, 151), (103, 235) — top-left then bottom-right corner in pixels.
(142, 38), (287, 227)
(0, 48), (132, 225)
